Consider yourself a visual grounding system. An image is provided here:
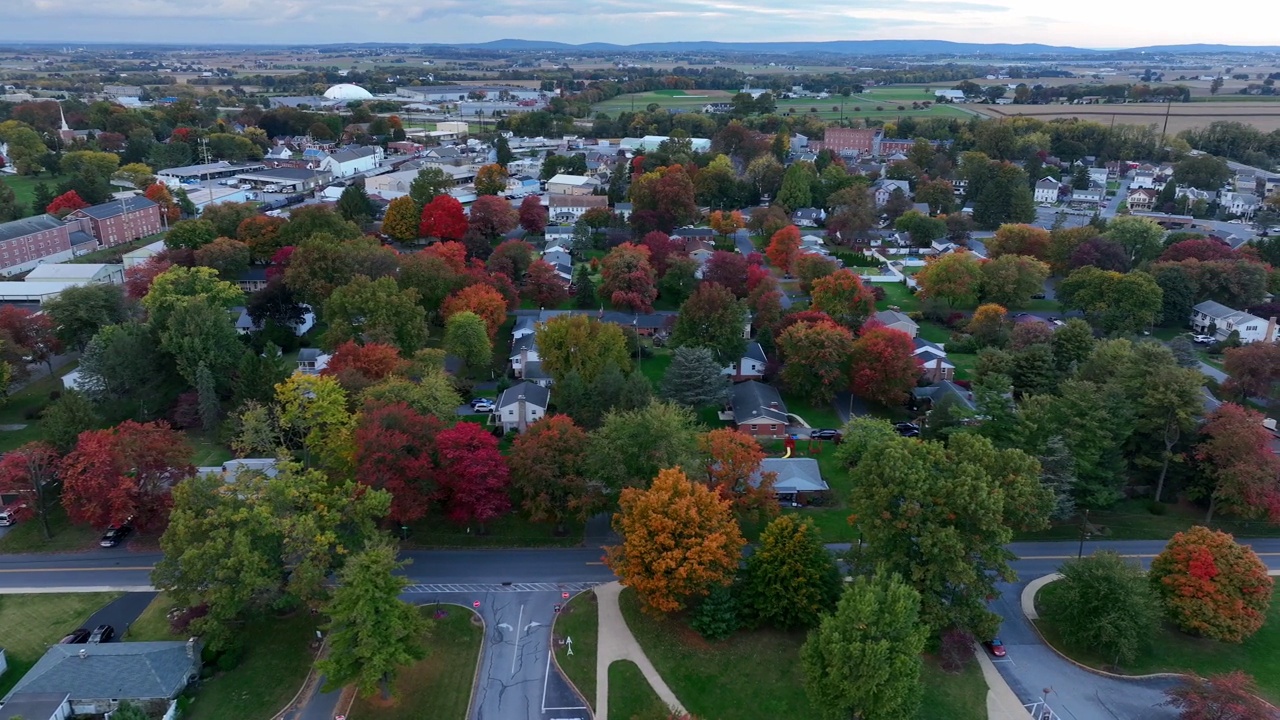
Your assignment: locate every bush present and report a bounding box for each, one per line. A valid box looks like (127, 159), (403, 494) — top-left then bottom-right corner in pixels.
(853, 106), (861, 112)
(946, 334), (981, 354)
(876, 106), (884, 111)
(1145, 500), (1168, 515)
(871, 286), (886, 301)
(169, 604), (209, 634)
(907, 311), (924, 322)
(690, 584), (740, 640)
(215, 644), (244, 672)
(1041, 551), (1159, 666)
(937, 627), (975, 673)
(897, 105), (905, 111)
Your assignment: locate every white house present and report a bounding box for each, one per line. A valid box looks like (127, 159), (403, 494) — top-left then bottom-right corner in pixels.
(548, 194), (608, 223)
(1191, 300), (1276, 344)
(509, 334), (540, 376)
(496, 381), (549, 432)
(934, 89), (966, 102)
(1088, 168), (1109, 187)
(231, 305), (315, 336)
(320, 146), (383, 178)
(1131, 166), (1157, 189)
(871, 179), (912, 207)
(723, 342), (767, 381)
(873, 309), (919, 338)
(1033, 177), (1061, 204)
(1221, 191), (1261, 218)
(1072, 187), (1104, 205)
(121, 239), (167, 269)
(296, 348), (331, 374)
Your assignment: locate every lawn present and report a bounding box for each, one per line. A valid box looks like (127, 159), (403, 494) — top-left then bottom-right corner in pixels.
(875, 282), (919, 313)
(780, 391), (843, 430)
(1036, 583), (1280, 703)
(0, 174), (70, 219)
(0, 505), (100, 552)
(609, 660), (669, 719)
(553, 589), (598, 709)
(1013, 498), (1280, 542)
(188, 431), (234, 467)
(638, 347), (672, 392)
(590, 89), (971, 122)
(0, 361), (80, 454)
(0, 592), (121, 698)
(919, 658), (988, 720)
(70, 233), (164, 265)
(402, 513), (584, 548)
(125, 592), (182, 642)
(349, 606), (483, 720)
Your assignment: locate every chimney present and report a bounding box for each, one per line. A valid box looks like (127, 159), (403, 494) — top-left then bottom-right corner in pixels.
(517, 394), (528, 433)
(1267, 317), (1278, 344)
(934, 357), (943, 381)
(187, 638), (197, 659)
(769, 401), (779, 409)
(519, 349), (528, 378)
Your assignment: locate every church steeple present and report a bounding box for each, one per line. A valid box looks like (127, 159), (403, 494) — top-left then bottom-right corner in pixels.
(58, 101), (69, 132)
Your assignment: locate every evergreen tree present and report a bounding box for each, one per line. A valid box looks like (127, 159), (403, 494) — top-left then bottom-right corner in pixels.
(0, 180), (19, 222)
(336, 184), (375, 226)
(741, 515), (841, 630)
(494, 136), (514, 167)
(1009, 343), (1057, 397)
(662, 346), (731, 408)
(1037, 436), (1078, 520)
(690, 584), (740, 640)
(195, 362), (220, 432)
(573, 265), (596, 309)
(31, 181), (56, 217)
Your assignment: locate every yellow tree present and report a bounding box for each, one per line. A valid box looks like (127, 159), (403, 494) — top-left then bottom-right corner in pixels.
(474, 163), (509, 196)
(709, 210), (745, 239)
(381, 196), (420, 242)
(606, 467), (746, 615)
(275, 373), (354, 474)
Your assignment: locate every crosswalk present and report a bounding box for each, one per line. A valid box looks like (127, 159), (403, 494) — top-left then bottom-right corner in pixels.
(403, 582), (601, 594)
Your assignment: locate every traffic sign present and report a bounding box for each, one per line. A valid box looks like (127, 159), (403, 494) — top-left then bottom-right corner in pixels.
(473, 601), (481, 608)
(562, 591), (569, 599)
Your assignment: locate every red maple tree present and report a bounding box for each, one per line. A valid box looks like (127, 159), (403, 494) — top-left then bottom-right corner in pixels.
(0, 442), (60, 536)
(1159, 239), (1239, 263)
(59, 421), (194, 532)
(522, 259), (569, 308)
(45, 190), (89, 217)
(0, 305), (61, 370)
(698, 428), (778, 518)
(1164, 671), (1275, 720)
(703, 251), (751, 298)
(639, 231), (680, 276)
(442, 283), (508, 339)
(518, 194), (548, 235)
(422, 240), (469, 274)
(507, 415), (597, 533)
(144, 183), (181, 224)
(765, 225), (803, 273)
(599, 243), (657, 313)
(419, 195), (468, 241)
(468, 195), (519, 239)
(323, 341), (407, 394)
(353, 402), (442, 524)
(124, 257), (174, 299)
(1195, 403), (1280, 523)
(434, 422), (511, 532)
(777, 318), (855, 404)
(849, 326), (920, 406)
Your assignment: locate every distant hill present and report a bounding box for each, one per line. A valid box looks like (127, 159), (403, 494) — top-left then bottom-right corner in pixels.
(433, 38), (1280, 56)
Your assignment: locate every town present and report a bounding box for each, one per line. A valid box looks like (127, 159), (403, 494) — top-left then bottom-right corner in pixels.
(0, 35), (1279, 720)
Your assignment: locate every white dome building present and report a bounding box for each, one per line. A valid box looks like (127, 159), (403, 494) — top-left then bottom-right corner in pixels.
(323, 83), (373, 101)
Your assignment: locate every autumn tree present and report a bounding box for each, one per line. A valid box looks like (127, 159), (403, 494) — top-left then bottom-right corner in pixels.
(443, 311), (492, 372)
(1221, 343), (1280, 403)
(986, 223), (1051, 260)
(534, 314), (631, 384)
(324, 276), (427, 355)
(916, 251), (982, 308)
(45, 190), (89, 217)
(778, 318), (855, 404)
(741, 514), (840, 629)
(435, 422), (511, 533)
(1195, 403), (1280, 523)
(353, 402), (440, 523)
(629, 164), (699, 234)
(0, 442), (60, 540)
(967, 303), (1011, 347)
(698, 428), (777, 517)
(1164, 672), (1276, 720)
(486, 239), (535, 280)
(1106, 215), (1166, 267)
(317, 538), (428, 699)
(193, 237), (251, 280)
(236, 214), (287, 262)
(468, 194), (519, 239)
(980, 254), (1050, 309)
(145, 182), (180, 224)
(201, 201), (261, 239)
(0, 305), (61, 374)
(670, 282), (748, 365)
(522, 259), (568, 308)
(381, 196), (420, 242)
(1149, 526), (1274, 643)
(60, 421), (193, 532)
(275, 373), (354, 470)
(473, 163), (509, 196)
(793, 252), (838, 294)
(800, 569), (927, 720)
(849, 326), (919, 406)
(589, 401), (702, 493)
(508, 415), (599, 534)
(849, 432), (1053, 637)
(765, 224), (803, 273)
(1040, 551), (1160, 666)
(165, 218), (219, 251)
(518, 194), (548, 235)
(360, 373), (460, 422)
(606, 467), (746, 614)
(1058, 266), (1163, 336)
(811, 269), (876, 330)
(419, 194), (468, 241)
(441, 284), (507, 340)
(599, 242), (658, 312)
(702, 251), (751, 298)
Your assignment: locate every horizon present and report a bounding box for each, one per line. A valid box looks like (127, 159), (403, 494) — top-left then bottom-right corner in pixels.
(2, 0), (1276, 49)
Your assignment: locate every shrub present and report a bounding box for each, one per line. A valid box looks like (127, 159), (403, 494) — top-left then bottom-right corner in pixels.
(897, 105), (906, 111)
(1149, 526), (1274, 643)
(937, 627), (975, 673)
(690, 584), (739, 640)
(1042, 551), (1159, 666)
(1145, 500), (1168, 516)
(853, 106), (861, 112)
(876, 106), (884, 111)
(871, 286), (886, 301)
(169, 603), (210, 634)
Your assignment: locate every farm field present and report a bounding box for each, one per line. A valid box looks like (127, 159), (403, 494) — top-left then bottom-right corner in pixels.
(591, 86), (976, 122)
(973, 101), (1280, 132)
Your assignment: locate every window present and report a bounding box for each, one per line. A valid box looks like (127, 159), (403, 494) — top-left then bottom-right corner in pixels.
(769, 425), (777, 432)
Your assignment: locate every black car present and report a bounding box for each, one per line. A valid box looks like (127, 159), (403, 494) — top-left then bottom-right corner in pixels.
(99, 522), (133, 548)
(893, 422), (919, 433)
(88, 624), (114, 644)
(809, 429), (843, 442)
(59, 628), (91, 644)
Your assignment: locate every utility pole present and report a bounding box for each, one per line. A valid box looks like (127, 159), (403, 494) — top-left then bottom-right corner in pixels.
(1077, 509), (1091, 559)
(1159, 98), (1173, 148)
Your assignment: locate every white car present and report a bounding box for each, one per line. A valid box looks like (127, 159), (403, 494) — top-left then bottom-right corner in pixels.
(1192, 334), (1216, 344)
(469, 398), (496, 413)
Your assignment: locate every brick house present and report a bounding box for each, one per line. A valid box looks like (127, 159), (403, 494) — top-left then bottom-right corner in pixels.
(65, 196), (163, 248)
(731, 380), (790, 438)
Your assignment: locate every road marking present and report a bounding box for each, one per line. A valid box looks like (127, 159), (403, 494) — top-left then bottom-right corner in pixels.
(0, 566), (154, 573)
(1019, 552), (1280, 560)
(404, 582), (600, 594)
(541, 649), (551, 713)
(584, 562), (605, 566)
(511, 603), (524, 676)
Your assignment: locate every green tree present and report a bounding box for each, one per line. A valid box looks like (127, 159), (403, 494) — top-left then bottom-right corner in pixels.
(409, 167), (454, 206)
(670, 282), (748, 365)
(741, 515), (841, 630)
(776, 161), (815, 211)
(1037, 436), (1078, 520)
(42, 283), (127, 351)
(0, 180), (19, 222)
(142, 265), (243, 331)
(1051, 318), (1095, 373)
(0, 121), (47, 175)
(200, 201), (260, 239)
(657, 256), (700, 305)
(40, 390), (99, 452)
(661, 346), (731, 408)
(916, 251), (983, 308)
(164, 218), (219, 251)
(61, 149), (119, 179)
(848, 433), (1053, 637)
(533, 314), (631, 384)
(1058, 266), (1162, 335)
(1105, 216), (1165, 267)
(1173, 155), (1232, 191)
(1042, 551), (1160, 666)
(323, 276), (427, 355)
(588, 401), (701, 494)
(360, 373), (461, 421)
(336, 184), (375, 226)
(196, 362), (219, 431)
(800, 569), (928, 720)
(893, 211), (946, 247)
(77, 322), (170, 419)
(980, 254), (1049, 309)
(1010, 343), (1057, 397)
(443, 311), (492, 372)
(158, 295), (243, 391)
(317, 539), (428, 699)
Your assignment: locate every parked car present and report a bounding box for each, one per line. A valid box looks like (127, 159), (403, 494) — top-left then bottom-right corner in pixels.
(99, 521), (133, 548)
(893, 422), (920, 437)
(469, 398), (496, 413)
(60, 628), (91, 644)
(0, 507), (19, 526)
(88, 624), (115, 644)
(983, 638), (1006, 657)
(809, 428), (842, 442)
(1192, 334), (1216, 344)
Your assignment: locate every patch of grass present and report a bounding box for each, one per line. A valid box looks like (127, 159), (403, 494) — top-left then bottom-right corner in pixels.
(401, 513), (584, 548)
(1024, 298), (1061, 313)
(1013, 499), (1280, 541)
(0, 592), (121, 698)
(916, 321), (950, 344)
(184, 611), (321, 720)
(188, 431), (234, 467)
(0, 361), (80, 454)
(609, 660), (670, 719)
(874, 282), (919, 313)
(126, 593), (183, 642)
(0, 174), (70, 219)
(0, 504), (100, 553)
(619, 586), (819, 720)
(696, 405), (727, 429)
(71, 233), (165, 264)
(948, 352), (978, 382)
(780, 392), (843, 430)
(553, 590), (598, 709)
(349, 605), (483, 720)
(919, 657), (987, 720)
(638, 347), (672, 391)
(1036, 583), (1280, 703)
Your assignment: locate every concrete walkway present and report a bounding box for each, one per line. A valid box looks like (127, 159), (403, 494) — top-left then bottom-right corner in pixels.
(594, 581), (687, 719)
(973, 642), (1030, 720)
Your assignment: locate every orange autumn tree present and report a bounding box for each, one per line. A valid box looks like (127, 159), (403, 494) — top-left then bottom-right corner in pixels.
(709, 209), (745, 238)
(442, 283), (507, 339)
(698, 428), (779, 519)
(765, 224), (803, 273)
(606, 467), (746, 615)
(1148, 526), (1274, 643)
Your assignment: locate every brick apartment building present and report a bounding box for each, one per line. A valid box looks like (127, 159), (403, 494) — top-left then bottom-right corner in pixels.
(65, 196), (163, 248)
(810, 128), (940, 158)
(0, 215), (88, 275)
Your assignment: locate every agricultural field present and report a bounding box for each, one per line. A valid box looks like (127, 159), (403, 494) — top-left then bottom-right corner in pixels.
(973, 101), (1280, 133)
(591, 85), (976, 122)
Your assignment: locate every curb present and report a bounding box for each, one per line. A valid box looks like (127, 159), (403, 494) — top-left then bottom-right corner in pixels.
(269, 636), (329, 720)
(0, 585), (157, 594)
(548, 588), (596, 718)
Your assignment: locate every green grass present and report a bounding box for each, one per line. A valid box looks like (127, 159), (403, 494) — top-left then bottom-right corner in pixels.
(1024, 298), (1062, 313)
(553, 590), (598, 709)
(1036, 583), (1280, 703)
(590, 89), (971, 122)
(188, 431), (234, 467)
(1013, 498), (1280, 541)
(639, 348), (672, 391)
(185, 612), (320, 720)
(350, 606), (483, 720)
(609, 660), (670, 719)
(875, 282), (919, 313)
(401, 513), (584, 548)
(652, 89), (690, 97)
(0, 174), (70, 219)
(919, 658), (988, 720)
(0, 592), (122, 698)
(0, 504), (100, 553)
(0, 361), (80, 454)
(916, 321), (950, 344)
(948, 352), (978, 382)
(70, 233), (165, 264)
(780, 391), (843, 430)
(126, 592), (182, 641)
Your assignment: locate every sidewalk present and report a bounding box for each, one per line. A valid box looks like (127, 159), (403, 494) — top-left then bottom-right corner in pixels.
(973, 643), (1029, 720)
(593, 581), (686, 719)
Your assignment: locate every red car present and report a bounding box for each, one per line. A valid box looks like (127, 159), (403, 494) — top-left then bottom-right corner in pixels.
(984, 638), (1006, 657)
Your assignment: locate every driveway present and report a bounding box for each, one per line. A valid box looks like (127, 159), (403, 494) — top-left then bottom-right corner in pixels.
(733, 229), (754, 256)
(85, 591), (158, 640)
(1197, 361), (1228, 383)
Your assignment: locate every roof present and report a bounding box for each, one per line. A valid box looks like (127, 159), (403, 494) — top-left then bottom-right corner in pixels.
(549, 195), (608, 208)
(71, 196), (157, 220)
(752, 457), (828, 494)
(24, 263), (120, 281)
(298, 348), (325, 361)
(915, 349), (954, 368)
(1036, 177), (1060, 189)
(238, 167), (324, 181)
(1193, 300), (1238, 318)
(510, 334), (537, 357)
(0, 214), (64, 243)
(158, 161), (266, 178)
(522, 360), (552, 381)
(744, 341), (767, 363)
(874, 309), (918, 328)
(547, 174), (595, 186)
(0, 692), (69, 720)
(498, 381), (550, 409)
(328, 146), (379, 164)
(68, 230), (97, 247)
(4, 641), (199, 702)
(535, 309), (674, 330)
(912, 380), (976, 412)
(731, 380), (788, 425)
(913, 336), (946, 355)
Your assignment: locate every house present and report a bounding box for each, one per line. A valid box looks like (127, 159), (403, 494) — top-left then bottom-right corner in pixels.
(751, 457), (829, 505)
(912, 380), (976, 413)
(792, 207), (825, 227)
(506, 174), (540, 196)
(2, 640), (201, 716)
(320, 146), (384, 178)
(913, 337), (955, 383)
(23, 263), (123, 285)
(544, 225), (575, 244)
(731, 380), (790, 438)
(1190, 300), (1276, 344)
(1176, 186), (1216, 204)
(497, 381), (549, 432)
(231, 305), (314, 336)
(1131, 167), (1157, 189)
(0, 692), (71, 720)
(122, 238), (167, 268)
(614, 202), (632, 220)
(934, 89), (966, 102)
(545, 174), (599, 196)
(1264, 176), (1280, 197)
(195, 457), (279, 482)
(548, 195), (608, 223)
(1126, 188), (1157, 212)
(1034, 177), (1061, 204)
(871, 179), (912, 207)
(686, 239), (716, 264)
(873, 309), (919, 338)
(723, 342), (767, 381)
(512, 316), (537, 341)
(510, 334), (541, 377)
(297, 348), (331, 374)
(65, 196), (163, 248)
(1088, 168), (1109, 187)
(1072, 187), (1104, 205)
(1222, 192), (1261, 218)
(235, 266), (270, 294)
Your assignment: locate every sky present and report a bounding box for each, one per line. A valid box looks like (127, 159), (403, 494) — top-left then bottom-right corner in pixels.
(3, 0), (1276, 48)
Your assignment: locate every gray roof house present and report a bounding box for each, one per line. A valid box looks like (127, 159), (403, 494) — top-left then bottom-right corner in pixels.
(731, 380), (789, 438)
(3, 641), (202, 715)
(912, 380), (976, 412)
(751, 457), (830, 502)
(0, 692), (70, 720)
(873, 309), (918, 338)
(497, 381), (550, 432)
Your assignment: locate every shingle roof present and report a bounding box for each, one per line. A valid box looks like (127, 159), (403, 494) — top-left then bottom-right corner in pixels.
(328, 146), (379, 164)
(0, 692), (70, 720)
(498, 381), (549, 409)
(874, 309), (917, 328)
(752, 458), (828, 493)
(0, 214), (63, 243)
(4, 642), (199, 703)
(1193, 300), (1238, 318)
(731, 380), (788, 424)
(744, 342), (767, 363)
(72, 196), (157, 220)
